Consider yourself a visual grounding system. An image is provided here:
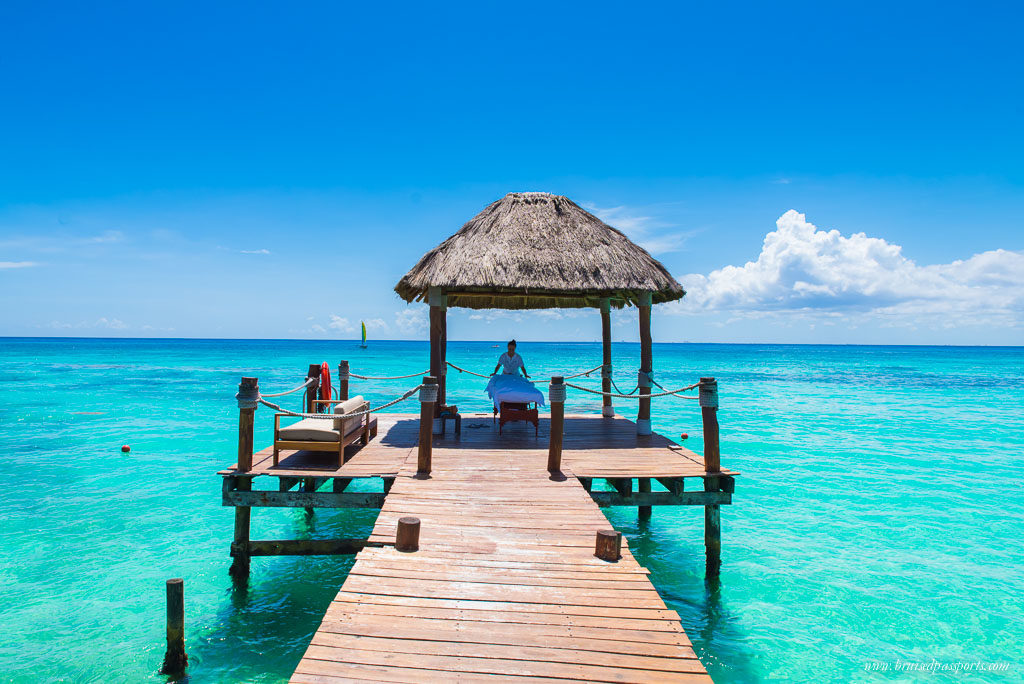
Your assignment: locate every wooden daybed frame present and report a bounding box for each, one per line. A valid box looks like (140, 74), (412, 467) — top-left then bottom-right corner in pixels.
(273, 398), (378, 467)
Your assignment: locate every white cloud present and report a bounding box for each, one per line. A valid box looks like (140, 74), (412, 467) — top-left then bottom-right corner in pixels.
(363, 318), (388, 331)
(669, 210), (1024, 329)
(586, 204), (693, 255)
(0, 261), (38, 269)
(327, 315), (354, 332)
(395, 308), (427, 335)
(84, 230), (124, 244)
(241, 248), (271, 255)
(95, 317), (128, 330)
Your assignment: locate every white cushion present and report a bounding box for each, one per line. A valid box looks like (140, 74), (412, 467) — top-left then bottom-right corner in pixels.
(333, 395), (367, 435)
(278, 418), (339, 442)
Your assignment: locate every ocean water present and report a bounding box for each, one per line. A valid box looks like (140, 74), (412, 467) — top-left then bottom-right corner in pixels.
(1, 338), (1022, 683)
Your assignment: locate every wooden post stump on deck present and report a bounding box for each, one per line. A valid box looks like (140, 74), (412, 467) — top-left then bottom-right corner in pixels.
(230, 376), (257, 581)
(595, 530), (622, 562)
(160, 578), (187, 675)
(396, 516), (420, 552)
(700, 377), (722, 577)
(417, 377), (437, 475)
(547, 376), (565, 473)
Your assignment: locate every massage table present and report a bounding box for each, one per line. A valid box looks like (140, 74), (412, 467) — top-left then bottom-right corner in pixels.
(485, 375), (546, 435)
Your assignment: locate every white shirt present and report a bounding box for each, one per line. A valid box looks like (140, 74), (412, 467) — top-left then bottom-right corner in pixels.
(498, 352), (524, 375)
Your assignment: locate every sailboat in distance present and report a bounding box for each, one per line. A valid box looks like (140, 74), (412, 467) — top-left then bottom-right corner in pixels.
(360, 321), (368, 348)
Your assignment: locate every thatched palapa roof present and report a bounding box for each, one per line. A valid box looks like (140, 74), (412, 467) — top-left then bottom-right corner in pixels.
(395, 192), (685, 310)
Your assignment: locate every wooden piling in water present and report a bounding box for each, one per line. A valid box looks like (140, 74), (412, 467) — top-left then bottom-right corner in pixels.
(638, 477), (652, 519)
(395, 516), (420, 552)
(700, 376), (722, 577)
(160, 578), (187, 675)
(230, 376), (257, 581)
(547, 376), (565, 472)
(417, 377), (437, 475)
(595, 529), (622, 561)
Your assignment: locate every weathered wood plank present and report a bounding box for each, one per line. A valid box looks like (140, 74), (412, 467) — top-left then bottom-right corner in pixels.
(589, 490), (731, 507)
(223, 490), (385, 508)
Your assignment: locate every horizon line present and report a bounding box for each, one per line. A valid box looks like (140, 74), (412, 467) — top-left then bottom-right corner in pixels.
(1, 335), (1021, 349)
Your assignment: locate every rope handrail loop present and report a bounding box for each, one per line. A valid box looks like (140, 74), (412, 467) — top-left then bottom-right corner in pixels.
(348, 369), (431, 380)
(446, 361), (492, 379)
(260, 384), (424, 419)
(564, 380), (701, 400)
(563, 364), (604, 380)
(258, 377), (316, 398)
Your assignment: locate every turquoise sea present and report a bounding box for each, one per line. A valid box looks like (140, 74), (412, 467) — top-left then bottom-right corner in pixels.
(1, 338), (1022, 683)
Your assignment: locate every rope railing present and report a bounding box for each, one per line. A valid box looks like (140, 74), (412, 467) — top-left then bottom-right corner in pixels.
(346, 369), (430, 381)
(564, 380), (700, 400)
(257, 384), (424, 419)
(258, 377), (316, 398)
(446, 361), (603, 381)
(445, 361), (491, 378)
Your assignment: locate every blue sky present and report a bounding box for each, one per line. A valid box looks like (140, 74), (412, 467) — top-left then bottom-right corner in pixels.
(1, 1), (1021, 344)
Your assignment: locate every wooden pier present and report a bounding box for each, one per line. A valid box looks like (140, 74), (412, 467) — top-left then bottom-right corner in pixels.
(222, 395), (736, 682)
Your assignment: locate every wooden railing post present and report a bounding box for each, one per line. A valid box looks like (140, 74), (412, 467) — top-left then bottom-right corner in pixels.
(230, 377), (257, 581)
(160, 578), (187, 674)
(637, 292), (653, 435)
(417, 377), (437, 475)
(600, 298), (614, 417)
(305, 364), (321, 413)
(547, 376), (565, 472)
(338, 360), (349, 401)
(396, 516), (420, 552)
(700, 377), (722, 577)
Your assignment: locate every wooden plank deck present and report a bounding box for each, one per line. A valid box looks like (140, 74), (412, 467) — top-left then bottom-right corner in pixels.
(290, 422), (715, 683)
(220, 413), (736, 481)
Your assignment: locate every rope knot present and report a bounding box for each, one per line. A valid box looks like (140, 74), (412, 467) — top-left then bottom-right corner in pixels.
(418, 383), (438, 404)
(235, 383), (260, 409)
(548, 381), (567, 404)
(699, 378), (719, 408)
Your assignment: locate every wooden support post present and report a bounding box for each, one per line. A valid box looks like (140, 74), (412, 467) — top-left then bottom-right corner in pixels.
(700, 377), (721, 577)
(230, 377), (257, 581)
(600, 298), (614, 417)
(547, 376), (565, 473)
(637, 292), (653, 435)
(338, 360), (349, 401)
(638, 477), (652, 519)
(417, 377), (437, 475)
(160, 578), (187, 675)
(305, 364), (320, 414)
(396, 516), (420, 552)
(429, 287), (447, 430)
(595, 530), (622, 562)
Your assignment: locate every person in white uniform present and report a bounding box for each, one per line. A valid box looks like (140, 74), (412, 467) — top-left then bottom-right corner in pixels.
(492, 339), (530, 379)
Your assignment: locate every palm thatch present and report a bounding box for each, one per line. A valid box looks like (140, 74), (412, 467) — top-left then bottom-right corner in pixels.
(395, 192), (685, 310)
